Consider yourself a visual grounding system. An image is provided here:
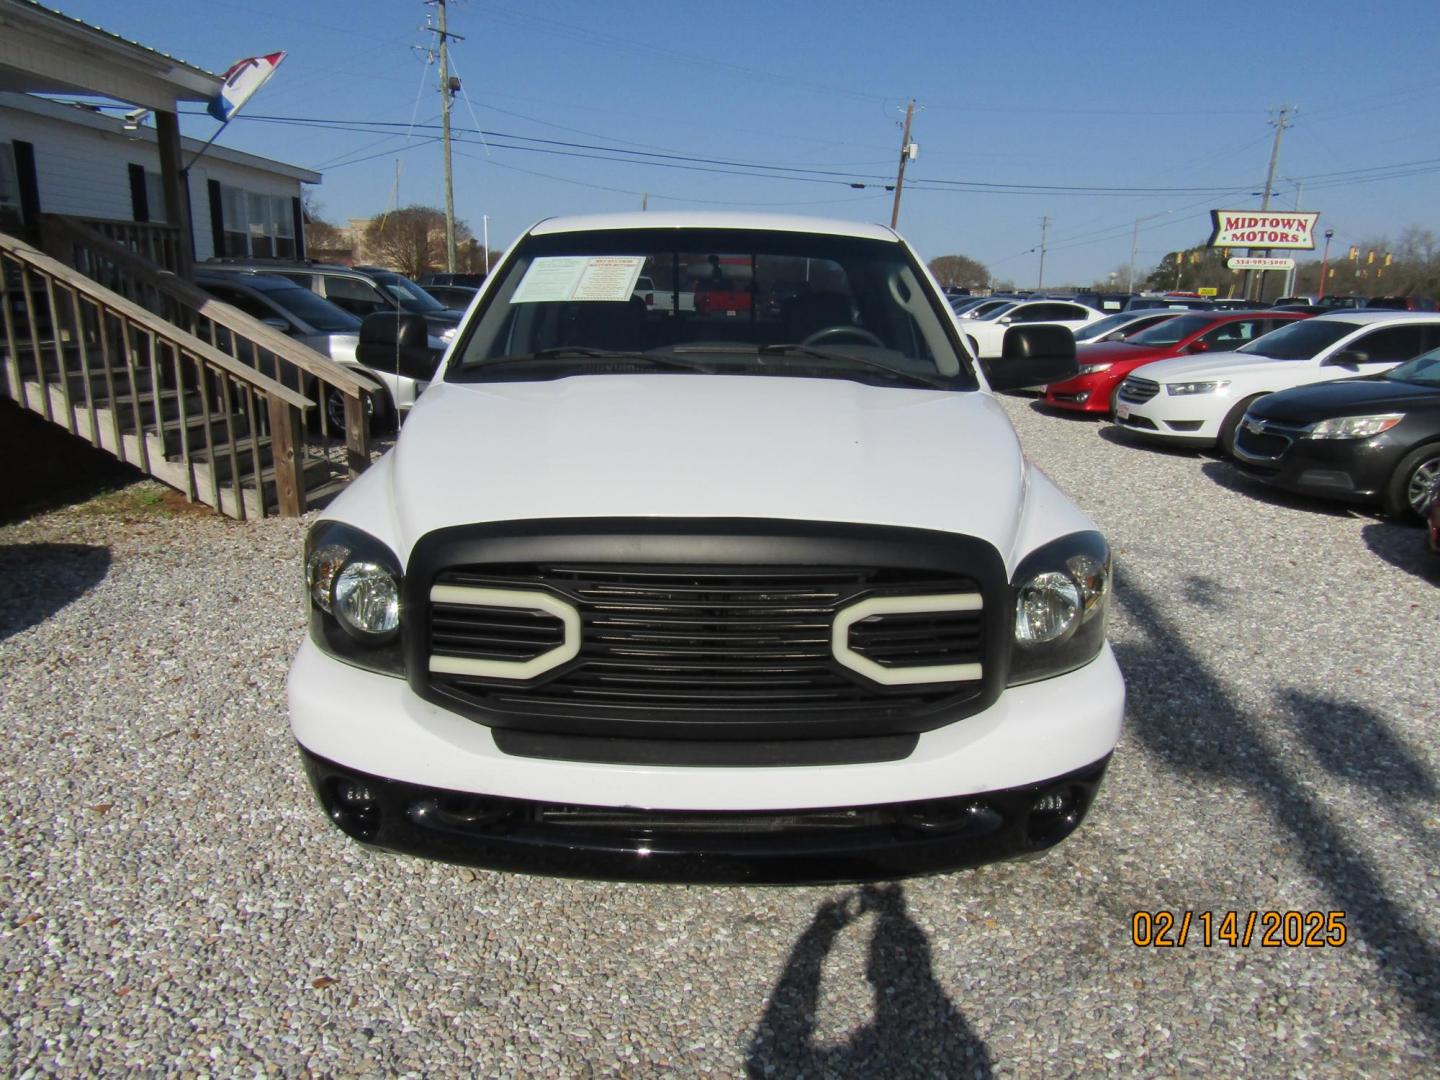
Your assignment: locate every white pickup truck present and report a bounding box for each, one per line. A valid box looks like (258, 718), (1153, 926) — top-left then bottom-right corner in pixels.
(288, 211), (1124, 883)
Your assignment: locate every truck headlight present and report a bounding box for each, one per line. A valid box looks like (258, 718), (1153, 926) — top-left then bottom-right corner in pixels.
(1165, 380), (1229, 395)
(1009, 532), (1110, 686)
(305, 521), (404, 676)
(1303, 413), (1403, 440)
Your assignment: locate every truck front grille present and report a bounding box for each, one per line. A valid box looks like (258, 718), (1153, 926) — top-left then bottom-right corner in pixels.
(426, 564), (984, 719)
(404, 519), (1009, 750)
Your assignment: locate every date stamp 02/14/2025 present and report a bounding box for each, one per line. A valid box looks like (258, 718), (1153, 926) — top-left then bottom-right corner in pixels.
(1131, 910), (1348, 948)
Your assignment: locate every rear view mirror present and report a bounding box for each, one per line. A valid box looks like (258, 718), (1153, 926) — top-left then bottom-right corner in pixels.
(997, 315), (1013, 325)
(1187, 340), (1210, 354)
(1325, 349), (1368, 367)
(1104, 331), (1126, 342)
(982, 324), (1077, 391)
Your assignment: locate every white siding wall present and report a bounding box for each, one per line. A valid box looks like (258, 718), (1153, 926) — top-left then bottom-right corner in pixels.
(0, 100), (310, 263)
(0, 107), (140, 221)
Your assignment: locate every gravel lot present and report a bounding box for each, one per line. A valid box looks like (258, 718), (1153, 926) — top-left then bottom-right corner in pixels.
(3, 397), (1438, 1077)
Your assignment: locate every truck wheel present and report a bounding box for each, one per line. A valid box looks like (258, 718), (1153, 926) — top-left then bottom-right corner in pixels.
(1382, 444), (1440, 521)
(1217, 394), (1265, 457)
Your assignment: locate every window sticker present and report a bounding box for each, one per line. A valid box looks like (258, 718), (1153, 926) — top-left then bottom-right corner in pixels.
(511, 256), (645, 303)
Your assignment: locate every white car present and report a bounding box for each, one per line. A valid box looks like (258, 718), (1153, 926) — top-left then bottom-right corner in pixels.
(287, 211), (1124, 883)
(961, 299), (1105, 359)
(1112, 312), (1440, 453)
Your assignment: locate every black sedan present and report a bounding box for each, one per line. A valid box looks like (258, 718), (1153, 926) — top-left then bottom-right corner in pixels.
(1232, 348), (1440, 520)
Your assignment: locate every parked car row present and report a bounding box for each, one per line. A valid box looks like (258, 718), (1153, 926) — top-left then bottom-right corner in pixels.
(1022, 305), (1440, 555)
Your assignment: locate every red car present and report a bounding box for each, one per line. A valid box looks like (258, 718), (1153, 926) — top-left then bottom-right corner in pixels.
(1042, 310), (1312, 415)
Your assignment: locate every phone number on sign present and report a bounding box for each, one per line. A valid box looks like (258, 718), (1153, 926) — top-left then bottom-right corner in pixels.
(1131, 910), (1347, 948)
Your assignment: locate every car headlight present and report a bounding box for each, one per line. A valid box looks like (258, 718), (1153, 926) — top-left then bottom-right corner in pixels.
(1077, 363), (1113, 375)
(1165, 380), (1230, 395)
(305, 521), (404, 676)
(1303, 413), (1403, 440)
(1009, 531), (1110, 686)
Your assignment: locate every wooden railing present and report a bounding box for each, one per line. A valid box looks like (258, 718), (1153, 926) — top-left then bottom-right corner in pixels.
(39, 214), (375, 477)
(1, 231), (314, 518)
(65, 217), (184, 276)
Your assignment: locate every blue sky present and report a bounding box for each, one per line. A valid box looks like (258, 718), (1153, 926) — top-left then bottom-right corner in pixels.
(54, 0), (1440, 285)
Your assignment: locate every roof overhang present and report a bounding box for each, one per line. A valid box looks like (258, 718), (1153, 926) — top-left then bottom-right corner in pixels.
(0, 0), (222, 111)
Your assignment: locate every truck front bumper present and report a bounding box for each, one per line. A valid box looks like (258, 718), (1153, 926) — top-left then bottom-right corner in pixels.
(301, 746), (1111, 884)
(289, 639), (1124, 882)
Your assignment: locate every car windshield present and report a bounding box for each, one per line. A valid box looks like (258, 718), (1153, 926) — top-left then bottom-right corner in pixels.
(449, 227), (976, 389)
(1079, 312), (1173, 341)
(1382, 348), (1440, 387)
(1235, 319), (1359, 360)
(255, 281), (362, 333)
(371, 273), (449, 312)
(1125, 313), (1213, 347)
(973, 302), (1017, 321)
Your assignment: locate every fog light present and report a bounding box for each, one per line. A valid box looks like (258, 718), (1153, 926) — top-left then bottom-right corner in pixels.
(336, 780), (374, 806)
(1075, 390), (1090, 403)
(326, 777), (380, 840)
(1032, 792), (1071, 815)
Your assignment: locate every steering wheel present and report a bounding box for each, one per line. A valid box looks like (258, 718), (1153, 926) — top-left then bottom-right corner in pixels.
(801, 325), (885, 348)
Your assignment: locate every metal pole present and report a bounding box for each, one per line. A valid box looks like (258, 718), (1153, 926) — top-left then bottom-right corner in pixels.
(437, 0), (457, 273)
(1128, 217), (1141, 293)
(1037, 216), (1050, 289)
(889, 100), (915, 230)
(482, 214), (490, 274)
(1317, 228), (1334, 300)
(1248, 105), (1290, 301)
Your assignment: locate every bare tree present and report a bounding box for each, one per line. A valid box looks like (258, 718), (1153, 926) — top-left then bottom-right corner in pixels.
(928, 254), (990, 289)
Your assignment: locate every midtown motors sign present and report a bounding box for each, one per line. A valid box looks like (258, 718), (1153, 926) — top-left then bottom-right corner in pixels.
(1208, 210), (1320, 250)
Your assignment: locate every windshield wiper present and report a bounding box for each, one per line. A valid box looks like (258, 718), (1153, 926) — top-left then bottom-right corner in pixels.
(756, 344), (950, 389)
(471, 348), (714, 373)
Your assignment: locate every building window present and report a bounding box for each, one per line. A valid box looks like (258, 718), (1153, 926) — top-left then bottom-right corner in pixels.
(220, 185), (295, 258)
(144, 172), (169, 223)
(0, 143), (20, 230)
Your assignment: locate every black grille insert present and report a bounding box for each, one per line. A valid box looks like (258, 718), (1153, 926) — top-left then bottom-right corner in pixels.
(404, 519), (1010, 746)
(430, 601), (566, 663)
(847, 610), (984, 668)
(1118, 377), (1159, 404)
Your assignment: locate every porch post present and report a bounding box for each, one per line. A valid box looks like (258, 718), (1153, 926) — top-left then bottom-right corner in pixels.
(154, 109), (194, 279)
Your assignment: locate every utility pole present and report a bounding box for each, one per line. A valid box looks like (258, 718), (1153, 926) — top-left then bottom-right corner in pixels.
(1037, 216), (1050, 289)
(1247, 105), (1291, 300)
(889, 99), (916, 230)
(426, 0), (464, 272)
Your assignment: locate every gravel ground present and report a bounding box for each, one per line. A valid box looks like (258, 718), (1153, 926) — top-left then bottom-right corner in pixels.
(2, 397), (1438, 1077)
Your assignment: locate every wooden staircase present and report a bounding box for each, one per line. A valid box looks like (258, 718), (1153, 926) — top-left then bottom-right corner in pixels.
(1, 220), (380, 519)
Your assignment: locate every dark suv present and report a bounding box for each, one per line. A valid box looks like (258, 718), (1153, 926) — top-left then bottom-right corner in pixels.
(202, 259), (467, 342)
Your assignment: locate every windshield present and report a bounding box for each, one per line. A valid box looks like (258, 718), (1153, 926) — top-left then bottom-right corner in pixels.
(1078, 311), (1173, 341)
(973, 301), (1018, 322)
(449, 227), (976, 389)
(1382, 348), (1440, 387)
(1235, 319), (1359, 360)
(371, 273), (448, 313)
(1126, 313), (1213, 347)
(258, 282), (362, 333)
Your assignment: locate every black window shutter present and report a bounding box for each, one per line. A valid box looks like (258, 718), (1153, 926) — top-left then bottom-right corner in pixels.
(207, 179), (225, 257)
(12, 140), (41, 230)
(292, 195), (305, 259)
(128, 163), (149, 222)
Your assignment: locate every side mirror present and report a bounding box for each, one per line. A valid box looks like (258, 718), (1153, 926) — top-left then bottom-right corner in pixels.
(358, 312), (442, 381)
(1187, 339), (1210, 354)
(1325, 349), (1368, 367)
(1104, 330), (1127, 342)
(997, 315), (1013, 325)
(982, 324), (1077, 391)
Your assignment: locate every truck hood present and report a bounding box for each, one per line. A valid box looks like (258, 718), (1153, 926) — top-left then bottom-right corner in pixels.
(384, 374), (1029, 559)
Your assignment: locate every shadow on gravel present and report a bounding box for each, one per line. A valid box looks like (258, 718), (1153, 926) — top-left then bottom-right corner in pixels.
(1198, 461), (1359, 518)
(1026, 400), (1101, 422)
(1114, 565), (1440, 1046)
(746, 885), (992, 1079)
(1095, 424), (1202, 457)
(1360, 522), (1440, 584)
(0, 543), (111, 642)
